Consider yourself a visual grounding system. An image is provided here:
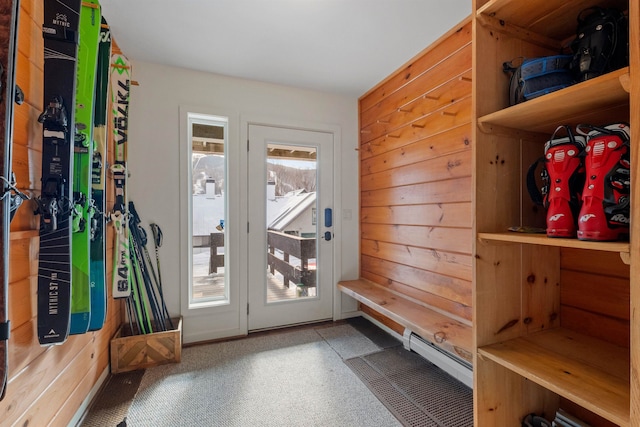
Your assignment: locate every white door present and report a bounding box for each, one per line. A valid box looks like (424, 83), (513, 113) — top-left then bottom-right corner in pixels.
(247, 124), (334, 330)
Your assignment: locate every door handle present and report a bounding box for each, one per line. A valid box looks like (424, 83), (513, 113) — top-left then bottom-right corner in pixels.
(324, 208), (332, 228)
(323, 208), (333, 241)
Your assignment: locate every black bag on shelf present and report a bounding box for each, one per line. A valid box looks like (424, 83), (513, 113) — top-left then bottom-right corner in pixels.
(503, 55), (574, 106)
(569, 7), (628, 82)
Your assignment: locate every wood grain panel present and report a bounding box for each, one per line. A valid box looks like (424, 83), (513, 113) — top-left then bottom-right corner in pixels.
(8, 236), (37, 283)
(354, 20), (473, 362)
(4, 335), (91, 423)
(48, 312), (121, 426)
(339, 278), (472, 362)
(360, 45), (472, 127)
(361, 270), (472, 322)
(361, 124), (471, 175)
(48, 344), (111, 427)
(12, 143), (41, 192)
(11, 141), (30, 189)
(361, 150), (471, 192)
(361, 255), (472, 307)
(361, 73), (472, 144)
(561, 305), (629, 348)
(474, 356), (559, 426)
(16, 50), (44, 109)
(17, 3), (43, 70)
(14, 98), (43, 150)
(522, 245), (561, 334)
(360, 97), (472, 160)
(359, 304), (404, 335)
(561, 248), (629, 279)
(8, 318), (41, 376)
(361, 202), (471, 228)
(561, 270), (630, 321)
(361, 176), (471, 207)
(9, 202), (39, 232)
(360, 19), (471, 112)
(8, 276), (35, 329)
(361, 223), (471, 254)
(10, 335), (99, 426)
(361, 239), (472, 281)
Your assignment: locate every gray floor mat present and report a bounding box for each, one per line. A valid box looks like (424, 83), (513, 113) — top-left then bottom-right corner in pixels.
(345, 346), (473, 427)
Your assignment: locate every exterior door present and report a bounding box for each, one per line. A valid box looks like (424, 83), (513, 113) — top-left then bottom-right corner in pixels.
(247, 124), (334, 330)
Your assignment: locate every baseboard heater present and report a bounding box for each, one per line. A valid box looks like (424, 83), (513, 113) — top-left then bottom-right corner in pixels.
(402, 328), (473, 389)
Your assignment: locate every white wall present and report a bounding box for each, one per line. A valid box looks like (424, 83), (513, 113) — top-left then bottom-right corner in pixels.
(127, 61), (360, 341)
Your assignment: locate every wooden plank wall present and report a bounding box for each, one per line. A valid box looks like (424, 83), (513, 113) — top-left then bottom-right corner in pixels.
(0, 1), (122, 425)
(358, 18), (473, 326)
(560, 249), (630, 349)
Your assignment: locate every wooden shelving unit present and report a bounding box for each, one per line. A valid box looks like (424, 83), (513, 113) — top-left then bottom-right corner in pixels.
(478, 328), (630, 426)
(478, 233), (630, 263)
(478, 232), (629, 252)
(472, 0), (636, 425)
(477, 67), (630, 134)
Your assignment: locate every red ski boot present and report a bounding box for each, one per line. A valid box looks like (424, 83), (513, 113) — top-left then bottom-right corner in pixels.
(527, 125), (586, 238)
(576, 123), (630, 241)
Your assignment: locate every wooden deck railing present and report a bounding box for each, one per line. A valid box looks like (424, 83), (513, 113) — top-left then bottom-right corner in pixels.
(267, 231), (316, 289)
(193, 233), (224, 274)
(193, 231), (316, 291)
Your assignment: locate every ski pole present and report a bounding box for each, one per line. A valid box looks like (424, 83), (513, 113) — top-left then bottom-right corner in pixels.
(150, 222), (172, 329)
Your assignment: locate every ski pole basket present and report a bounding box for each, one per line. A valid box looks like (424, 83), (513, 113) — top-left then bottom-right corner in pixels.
(110, 316), (182, 374)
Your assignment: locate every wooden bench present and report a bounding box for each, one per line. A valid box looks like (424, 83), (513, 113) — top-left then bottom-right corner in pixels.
(338, 278), (473, 365)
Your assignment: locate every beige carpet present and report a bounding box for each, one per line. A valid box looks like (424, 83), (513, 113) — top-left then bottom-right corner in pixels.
(82, 320), (473, 426)
(126, 323), (400, 426)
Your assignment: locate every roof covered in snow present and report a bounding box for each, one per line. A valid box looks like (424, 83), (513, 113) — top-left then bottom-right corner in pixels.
(268, 191), (316, 232)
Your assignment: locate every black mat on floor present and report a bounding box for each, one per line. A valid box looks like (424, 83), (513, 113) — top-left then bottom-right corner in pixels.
(345, 346), (473, 427)
(347, 316), (402, 349)
(81, 370), (145, 427)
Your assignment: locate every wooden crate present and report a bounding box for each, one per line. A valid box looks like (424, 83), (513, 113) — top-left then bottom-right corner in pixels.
(110, 317), (182, 374)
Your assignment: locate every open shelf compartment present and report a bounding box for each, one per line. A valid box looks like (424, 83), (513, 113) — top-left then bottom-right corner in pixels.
(477, 67), (630, 135)
(477, 0), (628, 40)
(478, 328), (630, 426)
(478, 232), (629, 255)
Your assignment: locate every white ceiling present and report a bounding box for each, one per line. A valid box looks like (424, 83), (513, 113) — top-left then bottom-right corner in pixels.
(98, 0), (471, 97)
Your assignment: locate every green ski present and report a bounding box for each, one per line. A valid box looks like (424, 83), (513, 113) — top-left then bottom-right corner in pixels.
(70, 0), (101, 335)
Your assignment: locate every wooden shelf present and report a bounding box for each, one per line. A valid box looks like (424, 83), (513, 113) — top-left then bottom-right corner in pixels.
(477, 68), (630, 135)
(474, 0), (635, 424)
(477, 0), (628, 40)
(478, 232), (630, 253)
(478, 328), (630, 426)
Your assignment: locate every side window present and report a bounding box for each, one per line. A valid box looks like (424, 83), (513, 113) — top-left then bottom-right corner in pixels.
(188, 113), (228, 307)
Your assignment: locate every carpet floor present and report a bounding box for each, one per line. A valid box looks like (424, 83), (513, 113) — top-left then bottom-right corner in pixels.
(125, 323), (400, 426)
(81, 319), (473, 426)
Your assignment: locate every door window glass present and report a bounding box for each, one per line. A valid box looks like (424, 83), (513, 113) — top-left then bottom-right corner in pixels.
(265, 144), (318, 302)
